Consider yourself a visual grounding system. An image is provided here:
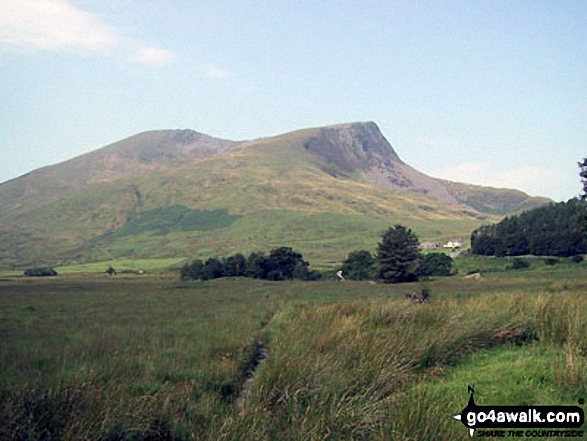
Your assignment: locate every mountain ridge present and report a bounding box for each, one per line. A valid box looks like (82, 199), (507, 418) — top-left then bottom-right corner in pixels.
(0, 122), (551, 268)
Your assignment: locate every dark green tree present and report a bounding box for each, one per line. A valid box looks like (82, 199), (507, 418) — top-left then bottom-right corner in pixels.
(471, 198), (587, 257)
(265, 247), (308, 280)
(180, 248), (318, 281)
(580, 158), (587, 198)
(579, 158), (587, 233)
(24, 267), (58, 277)
(292, 260), (321, 281)
(417, 253), (453, 277)
(180, 259), (204, 280)
(339, 250), (376, 280)
(200, 257), (224, 280)
(245, 252), (270, 279)
(222, 253), (247, 277)
(376, 225), (422, 283)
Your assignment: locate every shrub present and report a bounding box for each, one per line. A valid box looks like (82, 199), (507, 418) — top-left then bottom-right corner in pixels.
(265, 247), (309, 281)
(508, 258), (529, 270)
(180, 259), (204, 280)
(420, 286), (431, 302)
(544, 257), (560, 266)
(23, 267), (57, 277)
(339, 250), (376, 280)
(417, 253), (453, 277)
(570, 255), (584, 264)
(222, 253), (247, 277)
(200, 257), (224, 280)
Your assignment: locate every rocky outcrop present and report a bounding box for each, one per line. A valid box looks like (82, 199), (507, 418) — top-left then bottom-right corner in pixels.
(303, 122), (459, 204)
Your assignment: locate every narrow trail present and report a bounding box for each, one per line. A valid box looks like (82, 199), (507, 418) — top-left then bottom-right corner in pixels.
(236, 339), (268, 410)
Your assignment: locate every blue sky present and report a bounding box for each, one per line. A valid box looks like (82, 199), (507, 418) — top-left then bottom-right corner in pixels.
(1, 0), (585, 201)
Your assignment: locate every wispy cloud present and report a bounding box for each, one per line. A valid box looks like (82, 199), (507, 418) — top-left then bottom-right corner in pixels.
(199, 64), (231, 79)
(0, 0), (178, 65)
(129, 47), (180, 66)
(0, 0), (117, 54)
(431, 161), (559, 197)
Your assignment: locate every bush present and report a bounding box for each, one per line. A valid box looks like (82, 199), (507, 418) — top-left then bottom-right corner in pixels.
(508, 258), (529, 270)
(570, 255), (584, 264)
(222, 253), (247, 277)
(23, 268), (57, 277)
(544, 257), (560, 266)
(417, 253), (453, 277)
(180, 259), (204, 280)
(339, 250), (376, 280)
(265, 247), (307, 281)
(200, 257), (224, 280)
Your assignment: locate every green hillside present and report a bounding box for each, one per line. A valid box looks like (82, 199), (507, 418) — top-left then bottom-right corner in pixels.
(0, 122), (549, 269)
(439, 179), (552, 215)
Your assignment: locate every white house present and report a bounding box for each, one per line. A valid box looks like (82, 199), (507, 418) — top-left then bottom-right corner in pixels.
(443, 238), (464, 249)
(419, 241), (440, 250)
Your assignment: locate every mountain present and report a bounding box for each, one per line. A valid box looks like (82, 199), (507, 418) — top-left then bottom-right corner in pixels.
(0, 122), (550, 269)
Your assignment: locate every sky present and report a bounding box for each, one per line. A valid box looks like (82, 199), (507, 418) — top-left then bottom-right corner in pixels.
(1, 0), (586, 202)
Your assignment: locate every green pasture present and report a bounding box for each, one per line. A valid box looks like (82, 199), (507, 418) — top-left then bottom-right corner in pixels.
(55, 257), (187, 274)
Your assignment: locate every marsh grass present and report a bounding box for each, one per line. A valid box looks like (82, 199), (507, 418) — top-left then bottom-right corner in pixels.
(219, 283), (587, 440)
(0, 278), (280, 439)
(1, 265), (586, 439)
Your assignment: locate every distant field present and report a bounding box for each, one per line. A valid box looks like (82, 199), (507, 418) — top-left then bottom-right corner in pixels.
(55, 257), (187, 274)
(1, 264), (586, 439)
(0, 257), (186, 277)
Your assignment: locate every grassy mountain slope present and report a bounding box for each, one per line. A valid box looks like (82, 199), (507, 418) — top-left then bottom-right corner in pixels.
(439, 179), (553, 215)
(0, 123), (549, 269)
(0, 129), (238, 219)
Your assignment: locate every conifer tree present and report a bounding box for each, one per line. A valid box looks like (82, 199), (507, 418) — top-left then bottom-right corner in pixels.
(376, 225), (422, 283)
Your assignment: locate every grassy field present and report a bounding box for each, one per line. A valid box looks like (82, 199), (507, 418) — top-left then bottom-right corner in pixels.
(1, 262), (586, 440)
(55, 258), (187, 274)
(0, 258), (186, 278)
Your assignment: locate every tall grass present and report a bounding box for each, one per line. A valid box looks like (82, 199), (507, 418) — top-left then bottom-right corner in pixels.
(0, 278), (277, 439)
(1, 267), (586, 439)
(218, 289), (587, 440)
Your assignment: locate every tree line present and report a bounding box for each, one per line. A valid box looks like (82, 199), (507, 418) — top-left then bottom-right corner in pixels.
(339, 225), (453, 282)
(181, 225), (454, 283)
(470, 198), (587, 257)
(180, 247), (320, 281)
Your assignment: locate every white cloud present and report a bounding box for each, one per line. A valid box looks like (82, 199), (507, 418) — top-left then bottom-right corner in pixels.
(129, 47), (180, 66)
(0, 0), (178, 65)
(199, 64), (231, 79)
(0, 0), (117, 54)
(431, 161), (559, 197)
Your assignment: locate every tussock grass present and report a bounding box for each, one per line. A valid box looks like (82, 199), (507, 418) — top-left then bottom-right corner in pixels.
(1, 267), (586, 439)
(0, 278), (277, 440)
(219, 289), (587, 440)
